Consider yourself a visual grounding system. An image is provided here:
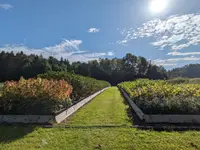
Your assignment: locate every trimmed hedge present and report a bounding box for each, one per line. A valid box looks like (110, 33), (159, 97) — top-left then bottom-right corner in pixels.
(38, 71), (110, 102)
(0, 78), (72, 115)
(118, 79), (200, 114)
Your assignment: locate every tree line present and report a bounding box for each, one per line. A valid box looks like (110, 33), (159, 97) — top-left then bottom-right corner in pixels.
(0, 51), (167, 85)
(168, 64), (200, 78)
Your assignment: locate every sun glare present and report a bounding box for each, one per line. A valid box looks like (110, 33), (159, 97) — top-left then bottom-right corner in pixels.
(149, 0), (168, 14)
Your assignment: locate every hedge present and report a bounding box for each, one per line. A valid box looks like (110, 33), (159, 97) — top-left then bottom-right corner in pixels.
(0, 78), (72, 115)
(167, 77), (200, 84)
(118, 79), (200, 114)
(38, 71), (110, 102)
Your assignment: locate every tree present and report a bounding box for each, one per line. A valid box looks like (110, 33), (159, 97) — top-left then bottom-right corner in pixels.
(0, 51), (168, 84)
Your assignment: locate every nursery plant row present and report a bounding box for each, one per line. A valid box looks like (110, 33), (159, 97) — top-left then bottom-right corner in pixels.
(118, 79), (200, 114)
(0, 71), (110, 115)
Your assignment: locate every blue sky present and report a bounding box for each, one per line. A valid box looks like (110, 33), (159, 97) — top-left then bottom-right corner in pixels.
(0, 0), (200, 69)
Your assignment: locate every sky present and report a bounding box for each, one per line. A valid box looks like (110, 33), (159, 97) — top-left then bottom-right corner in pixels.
(0, 0), (200, 70)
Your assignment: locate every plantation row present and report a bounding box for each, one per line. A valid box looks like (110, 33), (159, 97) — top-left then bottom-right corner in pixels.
(0, 71), (110, 115)
(118, 79), (200, 114)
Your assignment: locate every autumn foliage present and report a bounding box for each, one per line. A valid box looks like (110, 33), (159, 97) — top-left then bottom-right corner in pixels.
(0, 78), (72, 115)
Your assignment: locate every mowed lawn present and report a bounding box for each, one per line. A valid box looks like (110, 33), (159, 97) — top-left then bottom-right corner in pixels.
(61, 87), (132, 126)
(0, 87), (200, 150)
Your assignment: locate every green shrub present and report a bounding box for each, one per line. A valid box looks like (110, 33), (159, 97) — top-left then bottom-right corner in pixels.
(118, 79), (200, 114)
(0, 78), (72, 115)
(167, 77), (200, 84)
(38, 71), (110, 102)
(0, 83), (3, 96)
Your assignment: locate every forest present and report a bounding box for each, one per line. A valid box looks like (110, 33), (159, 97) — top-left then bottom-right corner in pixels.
(0, 51), (199, 85)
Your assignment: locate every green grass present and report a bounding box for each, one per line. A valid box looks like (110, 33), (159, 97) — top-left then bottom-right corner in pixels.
(1, 126), (200, 150)
(61, 87), (131, 126)
(0, 87), (200, 150)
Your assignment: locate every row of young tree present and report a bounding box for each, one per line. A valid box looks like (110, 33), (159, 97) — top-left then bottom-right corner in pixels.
(0, 51), (166, 85)
(168, 64), (200, 78)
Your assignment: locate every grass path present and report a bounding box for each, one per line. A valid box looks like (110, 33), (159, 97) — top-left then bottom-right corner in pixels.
(0, 87), (200, 150)
(61, 87), (132, 126)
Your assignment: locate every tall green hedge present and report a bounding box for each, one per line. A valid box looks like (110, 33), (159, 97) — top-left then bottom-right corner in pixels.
(38, 71), (110, 102)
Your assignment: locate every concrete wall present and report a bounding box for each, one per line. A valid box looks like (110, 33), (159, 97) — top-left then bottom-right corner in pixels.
(0, 87), (109, 124)
(119, 87), (200, 124)
(119, 88), (145, 120)
(55, 87), (109, 123)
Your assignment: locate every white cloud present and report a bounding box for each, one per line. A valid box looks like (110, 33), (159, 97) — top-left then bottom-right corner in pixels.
(118, 13), (200, 51)
(167, 51), (200, 56)
(0, 40), (114, 62)
(88, 28), (100, 33)
(0, 4), (13, 10)
(153, 57), (200, 66)
(159, 63), (178, 67)
(107, 51), (114, 56)
(116, 40), (128, 46)
(62, 51), (114, 62)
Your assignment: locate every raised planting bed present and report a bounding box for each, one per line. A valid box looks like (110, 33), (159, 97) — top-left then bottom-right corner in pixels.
(118, 79), (200, 124)
(0, 77), (110, 124)
(0, 87), (109, 124)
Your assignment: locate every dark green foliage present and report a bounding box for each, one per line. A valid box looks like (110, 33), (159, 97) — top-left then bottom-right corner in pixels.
(38, 71), (110, 101)
(168, 64), (200, 78)
(72, 54), (167, 85)
(136, 96), (200, 114)
(0, 83), (3, 95)
(0, 51), (73, 82)
(0, 51), (167, 85)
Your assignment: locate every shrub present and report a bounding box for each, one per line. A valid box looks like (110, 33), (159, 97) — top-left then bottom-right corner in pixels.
(38, 71), (110, 101)
(0, 83), (3, 96)
(167, 77), (200, 84)
(118, 79), (200, 114)
(0, 77), (72, 115)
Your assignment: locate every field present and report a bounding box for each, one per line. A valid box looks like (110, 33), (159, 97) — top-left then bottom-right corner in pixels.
(1, 87), (200, 150)
(118, 79), (200, 114)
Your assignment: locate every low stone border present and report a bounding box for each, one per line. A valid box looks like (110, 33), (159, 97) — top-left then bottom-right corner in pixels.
(0, 87), (109, 124)
(55, 87), (109, 123)
(119, 88), (200, 124)
(119, 88), (145, 120)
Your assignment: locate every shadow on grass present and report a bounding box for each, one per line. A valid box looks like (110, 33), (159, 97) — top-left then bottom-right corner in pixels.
(0, 125), (35, 143)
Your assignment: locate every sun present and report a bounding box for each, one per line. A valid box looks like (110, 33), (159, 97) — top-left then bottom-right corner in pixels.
(149, 0), (168, 14)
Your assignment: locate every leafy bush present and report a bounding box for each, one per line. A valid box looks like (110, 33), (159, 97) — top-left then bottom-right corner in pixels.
(0, 83), (3, 96)
(167, 77), (200, 84)
(0, 78), (72, 115)
(38, 71), (110, 101)
(118, 79), (200, 114)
